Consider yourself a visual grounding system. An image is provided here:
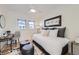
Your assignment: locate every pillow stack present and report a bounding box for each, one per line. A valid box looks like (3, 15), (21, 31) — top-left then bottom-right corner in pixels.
(41, 27), (66, 38)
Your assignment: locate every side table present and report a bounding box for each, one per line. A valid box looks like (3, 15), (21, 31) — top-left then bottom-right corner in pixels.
(71, 41), (74, 55)
(71, 41), (79, 55)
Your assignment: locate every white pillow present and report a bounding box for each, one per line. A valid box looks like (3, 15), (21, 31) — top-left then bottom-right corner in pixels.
(49, 29), (58, 38)
(41, 30), (49, 36)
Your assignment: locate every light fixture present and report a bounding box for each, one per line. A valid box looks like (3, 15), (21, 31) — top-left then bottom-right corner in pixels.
(30, 9), (36, 13)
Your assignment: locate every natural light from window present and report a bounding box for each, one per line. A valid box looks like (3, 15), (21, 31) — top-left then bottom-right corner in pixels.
(18, 19), (26, 29)
(28, 21), (35, 29)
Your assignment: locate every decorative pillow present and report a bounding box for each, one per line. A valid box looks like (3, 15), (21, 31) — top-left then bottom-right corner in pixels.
(49, 29), (58, 38)
(57, 27), (66, 37)
(41, 30), (49, 36)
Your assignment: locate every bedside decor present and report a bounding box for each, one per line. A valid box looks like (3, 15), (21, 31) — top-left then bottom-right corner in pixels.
(75, 38), (79, 43)
(71, 41), (79, 55)
(44, 15), (61, 27)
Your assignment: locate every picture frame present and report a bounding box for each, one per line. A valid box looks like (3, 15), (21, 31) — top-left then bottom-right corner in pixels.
(44, 15), (61, 27)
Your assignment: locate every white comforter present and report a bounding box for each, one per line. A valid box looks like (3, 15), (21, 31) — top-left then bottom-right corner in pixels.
(33, 34), (69, 55)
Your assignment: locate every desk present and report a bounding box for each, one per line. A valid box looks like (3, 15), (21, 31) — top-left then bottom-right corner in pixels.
(0, 34), (14, 55)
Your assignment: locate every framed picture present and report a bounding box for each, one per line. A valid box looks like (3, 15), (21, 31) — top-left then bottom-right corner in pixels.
(44, 15), (61, 27)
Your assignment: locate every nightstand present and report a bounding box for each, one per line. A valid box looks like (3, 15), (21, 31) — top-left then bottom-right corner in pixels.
(71, 41), (79, 55)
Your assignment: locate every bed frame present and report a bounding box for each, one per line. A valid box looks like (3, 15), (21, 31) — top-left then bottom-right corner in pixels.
(33, 15), (68, 55)
(33, 40), (68, 55)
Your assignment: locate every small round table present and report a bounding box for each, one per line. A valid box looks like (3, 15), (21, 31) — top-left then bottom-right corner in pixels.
(20, 40), (34, 55)
(22, 43), (34, 55)
(20, 40), (30, 50)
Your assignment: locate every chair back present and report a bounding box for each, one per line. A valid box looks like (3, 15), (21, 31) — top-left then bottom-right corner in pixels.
(14, 31), (20, 40)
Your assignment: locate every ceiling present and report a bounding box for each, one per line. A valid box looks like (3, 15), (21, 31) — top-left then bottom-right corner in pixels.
(0, 4), (79, 13)
(0, 4), (62, 13)
(0, 4), (79, 20)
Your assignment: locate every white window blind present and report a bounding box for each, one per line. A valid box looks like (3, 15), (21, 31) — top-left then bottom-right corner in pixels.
(18, 19), (26, 29)
(28, 21), (35, 29)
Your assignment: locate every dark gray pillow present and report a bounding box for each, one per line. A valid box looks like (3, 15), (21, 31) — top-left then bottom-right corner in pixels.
(57, 27), (66, 37)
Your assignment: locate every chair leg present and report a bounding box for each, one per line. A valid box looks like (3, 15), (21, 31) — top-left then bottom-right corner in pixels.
(15, 40), (17, 47)
(17, 39), (20, 49)
(10, 39), (13, 52)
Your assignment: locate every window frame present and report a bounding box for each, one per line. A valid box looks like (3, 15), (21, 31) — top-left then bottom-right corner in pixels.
(28, 20), (35, 29)
(17, 19), (26, 30)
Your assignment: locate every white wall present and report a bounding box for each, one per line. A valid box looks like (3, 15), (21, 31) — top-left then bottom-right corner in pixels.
(43, 5), (79, 41)
(0, 5), (79, 41)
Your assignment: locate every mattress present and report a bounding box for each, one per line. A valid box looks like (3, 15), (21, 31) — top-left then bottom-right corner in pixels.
(33, 34), (69, 55)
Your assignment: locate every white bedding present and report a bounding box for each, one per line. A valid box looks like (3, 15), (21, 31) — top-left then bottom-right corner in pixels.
(33, 34), (69, 55)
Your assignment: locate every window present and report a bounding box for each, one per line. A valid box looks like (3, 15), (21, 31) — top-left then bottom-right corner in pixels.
(18, 19), (26, 29)
(28, 21), (35, 29)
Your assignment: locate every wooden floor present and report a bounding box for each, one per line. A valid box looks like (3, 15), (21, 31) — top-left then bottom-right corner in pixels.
(0, 43), (44, 55)
(1, 43), (20, 55)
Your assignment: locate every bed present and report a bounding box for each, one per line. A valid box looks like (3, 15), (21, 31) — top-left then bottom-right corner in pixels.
(33, 33), (69, 55)
(33, 15), (69, 55)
